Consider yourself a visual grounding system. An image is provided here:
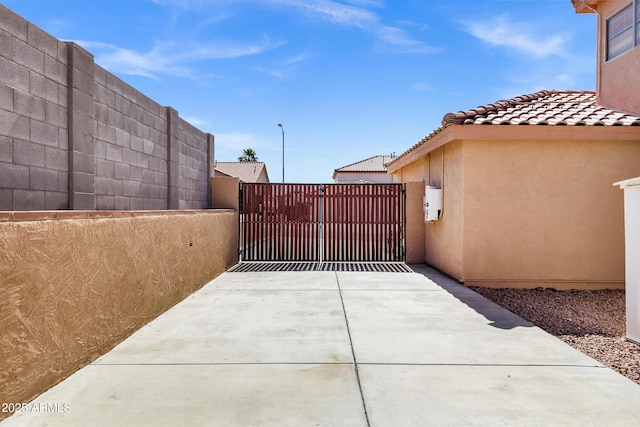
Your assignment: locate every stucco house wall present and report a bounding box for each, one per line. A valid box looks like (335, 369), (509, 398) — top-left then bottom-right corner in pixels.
(576, 0), (640, 116)
(389, 92), (640, 290)
(462, 134), (640, 289)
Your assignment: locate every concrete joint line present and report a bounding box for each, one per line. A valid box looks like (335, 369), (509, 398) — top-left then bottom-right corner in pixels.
(335, 272), (371, 427)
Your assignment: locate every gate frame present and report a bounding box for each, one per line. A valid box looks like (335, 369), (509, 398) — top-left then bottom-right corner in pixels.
(239, 182), (406, 264)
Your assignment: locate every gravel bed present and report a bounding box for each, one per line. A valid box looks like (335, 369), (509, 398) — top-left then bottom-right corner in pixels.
(469, 287), (640, 385)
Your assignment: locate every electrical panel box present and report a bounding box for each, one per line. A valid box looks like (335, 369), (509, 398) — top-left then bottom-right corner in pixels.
(424, 185), (442, 222)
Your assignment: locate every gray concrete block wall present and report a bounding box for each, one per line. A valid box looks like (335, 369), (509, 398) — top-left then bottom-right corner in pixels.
(0, 4), (214, 211)
(175, 117), (212, 209)
(0, 5), (70, 210)
(93, 65), (170, 210)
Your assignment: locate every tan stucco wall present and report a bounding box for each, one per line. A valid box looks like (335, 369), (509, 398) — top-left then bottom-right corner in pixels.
(394, 142), (465, 279)
(212, 177), (240, 210)
(404, 181), (425, 263)
(0, 211), (238, 413)
(391, 124), (640, 289)
(425, 143), (465, 280)
(596, 0), (640, 116)
(462, 138), (640, 289)
(395, 154), (428, 183)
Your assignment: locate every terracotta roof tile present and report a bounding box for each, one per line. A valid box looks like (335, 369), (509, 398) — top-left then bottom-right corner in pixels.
(390, 90), (640, 167)
(214, 162), (269, 183)
(443, 90), (640, 127)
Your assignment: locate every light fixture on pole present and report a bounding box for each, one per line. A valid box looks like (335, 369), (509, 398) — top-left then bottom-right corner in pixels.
(277, 123), (284, 183)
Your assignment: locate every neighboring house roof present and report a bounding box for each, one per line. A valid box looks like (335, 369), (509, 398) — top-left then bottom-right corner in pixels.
(332, 155), (395, 180)
(214, 162), (270, 183)
(389, 90), (640, 168)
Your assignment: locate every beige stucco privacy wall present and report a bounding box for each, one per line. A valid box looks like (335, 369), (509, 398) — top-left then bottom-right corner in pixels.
(404, 181), (425, 264)
(211, 176), (240, 210)
(390, 126), (640, 289)
(0, 210), (238, 415)
(395, 141), (465, 279)
(0, 4), (214, 211)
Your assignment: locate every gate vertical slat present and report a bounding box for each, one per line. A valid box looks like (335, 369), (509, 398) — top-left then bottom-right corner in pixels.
(330, 185), (336, 261)
(385, 185), (391, 261)
(353, 185), (357, 261)
(376, 185), (381, 261)
(263, 184), (268, 260)
(344, 186), (350, 261)
(255, 184), (261, 261)
(396, 185), (401, 260)
(294, 185), (300, 260)
(316, 185), (321, 261)
(378, 184), (384, 261)
(282, 185), (290, 261)
(239, 183), (405, 264)
(313, 184), (319, 260)
(359, 185), (365, 261)
(358, 185), (363, 261)
(325, 185), (331, 261)
(271, 184), (277, 260)
(335, 186), (340, 261)
(350, 185), (355, 261)
(302, 185), (306, 260)
(249, 184), (255, 261)
(395, 185), (400, 260)
(390, 185), (396, 261)
(382, 185), (387, 262)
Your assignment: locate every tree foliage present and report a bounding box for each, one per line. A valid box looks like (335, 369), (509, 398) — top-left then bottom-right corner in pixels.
(238, 148), (258, 162)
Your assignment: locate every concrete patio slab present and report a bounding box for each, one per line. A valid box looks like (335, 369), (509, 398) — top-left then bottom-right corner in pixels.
(202, 271), (339, 291)
(4, 364), (367, 427)
(96, 289), (352, 364)
(359, 364), (640, 426)
(337, 271), (442, 291)
(3, 266), (640, 426)
(342, 289), (601, 366)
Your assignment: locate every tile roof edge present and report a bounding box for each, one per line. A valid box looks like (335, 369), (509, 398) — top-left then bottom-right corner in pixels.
(334, 155), (391, 172)
(387, 89), (609, 168)
(441, 90), (558, 127)
(215, 161), (266, 165)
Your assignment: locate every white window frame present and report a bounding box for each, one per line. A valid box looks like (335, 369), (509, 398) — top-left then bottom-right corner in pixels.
(606, 1), (638, 61)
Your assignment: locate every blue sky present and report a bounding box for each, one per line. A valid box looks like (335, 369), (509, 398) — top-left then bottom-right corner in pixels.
(6, 0), (597, 183)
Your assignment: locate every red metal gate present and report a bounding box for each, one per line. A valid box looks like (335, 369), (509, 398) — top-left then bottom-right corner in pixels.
(240, 183), (405, 263)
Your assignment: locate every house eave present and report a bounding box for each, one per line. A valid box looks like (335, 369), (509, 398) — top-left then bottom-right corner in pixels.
(572, 0), (598, 14)
(387, 124), (640, 174)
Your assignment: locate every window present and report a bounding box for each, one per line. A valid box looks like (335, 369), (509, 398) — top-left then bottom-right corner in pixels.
(637, 0), (640, 44)
(607, 4), (634, 60)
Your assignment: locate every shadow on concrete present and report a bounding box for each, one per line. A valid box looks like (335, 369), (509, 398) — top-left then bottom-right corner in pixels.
(409, 264), (533, 330)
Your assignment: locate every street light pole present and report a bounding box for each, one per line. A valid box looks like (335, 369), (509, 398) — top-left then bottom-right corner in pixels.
(277, 123), (284, 183)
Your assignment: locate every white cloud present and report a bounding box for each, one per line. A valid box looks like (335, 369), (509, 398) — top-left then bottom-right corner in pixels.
(344, 0), (384, 7)
(274, 0), (435, 53)
(375, 25), (437, 53)
(78, 36), (283, 79)
(250, 66), (285, 78)
(249, 51), (313, 79)
(463, 14), (570, 58)
(263, 0), (378, 27)
(180, 114), (210, 129)
(158, 0), (436, 54)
